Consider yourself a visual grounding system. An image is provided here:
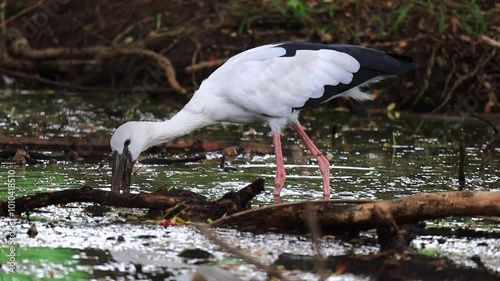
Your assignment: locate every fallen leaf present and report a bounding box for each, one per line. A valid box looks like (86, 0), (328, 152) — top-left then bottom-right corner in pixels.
(387, 102), (397, 112)
(160, 220), (176, 227)
(336, 264), (347, 273)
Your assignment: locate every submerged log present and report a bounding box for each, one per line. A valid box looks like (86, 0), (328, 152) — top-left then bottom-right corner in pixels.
(0, 136), (280, 155)
(210, 191), (500, 234)
(0, 148), (207, 165)
(0, 179), (265, 222)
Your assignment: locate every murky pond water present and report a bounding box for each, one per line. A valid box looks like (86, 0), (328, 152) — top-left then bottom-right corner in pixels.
(0, 90), (499, 280)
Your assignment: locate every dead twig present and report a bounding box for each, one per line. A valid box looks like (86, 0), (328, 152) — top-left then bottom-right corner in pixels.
(190, 41), (202, 88)
(441, 56), (458, 103)
(479, 74), (498, 113)
(478, 216), (500, 223)
(469, 112), (499, 136)
(413, 50), (496, 136)
(480, 35), (500, 48)
(112, 15), (157, 45)
(469, 112), (498, 170)
(408, 46), (437, 107)
(434, 50), (497, 114)
(480, 128), (496, 171)
(458, 129), (466, 188)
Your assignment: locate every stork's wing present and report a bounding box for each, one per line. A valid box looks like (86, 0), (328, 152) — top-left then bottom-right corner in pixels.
(203, 42), (415, 118)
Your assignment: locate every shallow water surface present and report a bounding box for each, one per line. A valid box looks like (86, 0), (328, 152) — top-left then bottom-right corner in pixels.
(0, 90), (498, 280)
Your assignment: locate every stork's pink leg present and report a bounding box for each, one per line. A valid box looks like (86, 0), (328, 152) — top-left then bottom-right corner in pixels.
(272, 131), (286, 197)
(292, 122), (331, 199)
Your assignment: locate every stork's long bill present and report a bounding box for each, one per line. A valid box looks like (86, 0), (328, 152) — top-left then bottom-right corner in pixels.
(111, 146), (133, 193)
(109, 42), (416, 197)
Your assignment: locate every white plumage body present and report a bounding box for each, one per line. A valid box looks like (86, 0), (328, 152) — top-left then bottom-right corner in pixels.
(185, 43), (371, 131)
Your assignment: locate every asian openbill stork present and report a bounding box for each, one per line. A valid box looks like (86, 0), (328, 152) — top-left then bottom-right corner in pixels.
(110, 42), (416, 199)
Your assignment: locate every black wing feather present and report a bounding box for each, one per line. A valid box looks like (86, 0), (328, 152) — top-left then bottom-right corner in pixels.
(275, 42), (416, 110)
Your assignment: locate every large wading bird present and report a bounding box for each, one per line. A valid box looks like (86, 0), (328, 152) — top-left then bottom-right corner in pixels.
(110, 42), (416, 199)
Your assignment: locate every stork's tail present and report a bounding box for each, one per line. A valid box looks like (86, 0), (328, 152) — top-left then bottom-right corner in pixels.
(327, 45), (416, 103)
(329, 44), (416, 76)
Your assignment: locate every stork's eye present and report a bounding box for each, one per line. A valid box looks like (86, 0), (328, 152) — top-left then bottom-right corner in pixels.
(124, 139), (131, 146)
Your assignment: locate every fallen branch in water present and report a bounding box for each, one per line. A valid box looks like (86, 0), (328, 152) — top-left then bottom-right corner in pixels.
(210, 191), (500, 233)
(0, 179), (266, 222)
(4, 180), (498, 237)
(0, 148), (208, 165)
(2, 178), (499, 255)
(0, 136), (283, 155)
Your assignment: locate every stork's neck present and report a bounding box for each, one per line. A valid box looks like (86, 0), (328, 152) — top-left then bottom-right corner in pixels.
(147, 108), (214, 147)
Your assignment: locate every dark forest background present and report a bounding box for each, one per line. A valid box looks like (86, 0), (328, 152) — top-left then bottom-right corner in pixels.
(0, 0), (498, 114)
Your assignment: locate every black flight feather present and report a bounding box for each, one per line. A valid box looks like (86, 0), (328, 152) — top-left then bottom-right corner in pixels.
(275, 42), (416, 110)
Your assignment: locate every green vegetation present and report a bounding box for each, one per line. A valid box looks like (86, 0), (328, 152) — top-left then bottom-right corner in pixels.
(413, 0), (490, 35)
(0, 247), (89, 280)
(458, 0), (488, 34)
(392, 3), (413, 32)
(418, 247), (439, 257)
(232, 0), (494, 37)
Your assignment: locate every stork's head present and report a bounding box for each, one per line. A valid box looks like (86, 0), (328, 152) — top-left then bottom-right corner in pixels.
(110, 121), (151, 193)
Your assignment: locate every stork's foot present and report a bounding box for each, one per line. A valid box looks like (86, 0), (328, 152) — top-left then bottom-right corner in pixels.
(320, 165), (331, 200)
(322, 190), (331, 200)
(273, 173), (286, 204)
(273, 172), (286, 195)
(273, 195), (283, 204)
